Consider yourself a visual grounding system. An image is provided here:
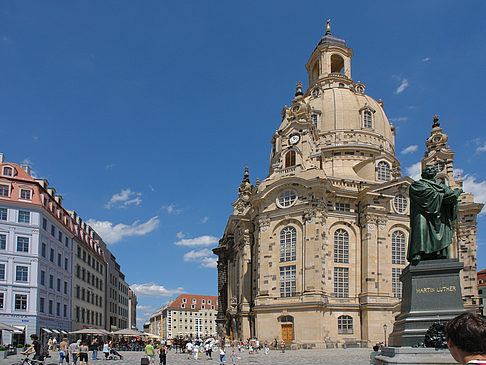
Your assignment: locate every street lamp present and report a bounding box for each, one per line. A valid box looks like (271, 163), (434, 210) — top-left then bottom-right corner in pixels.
(383, 324), (388, 347)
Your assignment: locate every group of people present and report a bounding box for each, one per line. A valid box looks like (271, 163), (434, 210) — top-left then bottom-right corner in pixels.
(144, 340), (167, 365)
(21, 336), (123, 364)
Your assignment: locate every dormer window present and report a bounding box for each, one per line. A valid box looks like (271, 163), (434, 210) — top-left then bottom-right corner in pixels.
(357, 85), (364, 93)
(2, 167), (12, 176)
(20, 189), (32, 200)
(377, 161), (391, 181)
(363, 110), (373, 128)
(284, 150), (296, 168)
(311, 87), (320, 98)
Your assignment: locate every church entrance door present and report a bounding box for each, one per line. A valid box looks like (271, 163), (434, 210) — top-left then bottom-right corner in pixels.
(281, 324), (293, 343)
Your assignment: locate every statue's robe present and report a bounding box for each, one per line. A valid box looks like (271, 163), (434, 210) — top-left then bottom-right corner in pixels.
(407, 178), (459, 262)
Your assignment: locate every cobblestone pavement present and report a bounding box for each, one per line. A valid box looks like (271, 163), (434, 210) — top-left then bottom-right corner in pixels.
(3, 348), (372, 365)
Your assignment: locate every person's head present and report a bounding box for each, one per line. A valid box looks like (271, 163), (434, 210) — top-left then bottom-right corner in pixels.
(445, 312), (486, 362)
(373, 345), (379, 351)
(422, 165), (438, 180)
(62, 337), (68, 342)
(30, 334), (38, 341)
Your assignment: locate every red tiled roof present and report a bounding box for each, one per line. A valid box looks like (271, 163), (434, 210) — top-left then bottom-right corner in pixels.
(168, 294), (218, 310)
(478, 268), (486, 287)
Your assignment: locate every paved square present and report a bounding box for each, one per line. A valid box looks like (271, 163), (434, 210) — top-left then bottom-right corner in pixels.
(3, 348), (372, 365)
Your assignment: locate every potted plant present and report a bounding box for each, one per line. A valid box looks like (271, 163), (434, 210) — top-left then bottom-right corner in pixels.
(0, 346), (7, 359)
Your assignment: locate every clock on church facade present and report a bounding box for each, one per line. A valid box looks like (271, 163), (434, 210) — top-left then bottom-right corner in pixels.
(213, 24), (483, 348)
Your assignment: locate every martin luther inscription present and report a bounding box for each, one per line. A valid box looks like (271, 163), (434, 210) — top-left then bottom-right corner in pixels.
(416, 285), (457, 294)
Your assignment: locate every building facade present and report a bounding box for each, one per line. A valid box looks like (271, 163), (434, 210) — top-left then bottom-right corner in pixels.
(478, 269), (486, 316)
(213, 25), (483, 347)
(0, 156), (73, 343)
(148, 294), (218, 339)
(70, 212), (106, 331)
(128, 288), (138, 330)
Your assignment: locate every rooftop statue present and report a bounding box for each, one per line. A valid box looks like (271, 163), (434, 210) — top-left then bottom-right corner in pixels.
(407, 165), (462, 262)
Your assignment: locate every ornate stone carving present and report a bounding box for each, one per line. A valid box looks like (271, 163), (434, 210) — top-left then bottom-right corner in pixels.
(257, 215), (270, 232)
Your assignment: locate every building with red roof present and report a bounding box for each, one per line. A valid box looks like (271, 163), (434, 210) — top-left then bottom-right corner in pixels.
(478, 268), (486, 316)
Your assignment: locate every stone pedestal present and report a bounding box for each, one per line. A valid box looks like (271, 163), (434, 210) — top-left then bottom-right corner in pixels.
(375, 347), (457, 365)
(389, 259), (464, 347)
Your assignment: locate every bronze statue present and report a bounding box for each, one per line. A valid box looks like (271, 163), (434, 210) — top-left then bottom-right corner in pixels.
(407, 165), (462, 262)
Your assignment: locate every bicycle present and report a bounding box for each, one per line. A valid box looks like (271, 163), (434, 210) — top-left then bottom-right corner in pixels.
(14, 354), (45, 364)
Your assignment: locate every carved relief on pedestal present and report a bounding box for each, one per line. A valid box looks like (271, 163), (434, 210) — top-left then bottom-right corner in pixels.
(361, 213), (377, 231)
(256, 215), (270, 232)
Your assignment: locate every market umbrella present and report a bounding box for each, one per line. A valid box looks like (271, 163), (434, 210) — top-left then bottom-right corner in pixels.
(112, 328), (144, 337)
(70, 328), (106, 335)
(0, 322), (17, 331)
(143, 332), (161, 339)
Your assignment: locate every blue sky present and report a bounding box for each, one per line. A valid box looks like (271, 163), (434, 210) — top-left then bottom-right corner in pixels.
(1, 1), (486, 328)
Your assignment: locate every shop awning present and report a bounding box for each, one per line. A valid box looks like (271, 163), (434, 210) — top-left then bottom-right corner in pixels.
(51, 329), (60, 334)
(0, 322), (18, 331)
(42, 328), (53, 333)
(61, 330), (69, 334)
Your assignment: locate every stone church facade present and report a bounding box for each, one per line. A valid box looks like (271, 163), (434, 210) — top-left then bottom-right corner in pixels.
(213, 25), (483, 348)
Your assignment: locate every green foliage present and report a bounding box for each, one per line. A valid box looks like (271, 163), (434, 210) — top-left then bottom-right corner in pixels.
(0, 346), (5, 351)
(17, 344), (24, 348)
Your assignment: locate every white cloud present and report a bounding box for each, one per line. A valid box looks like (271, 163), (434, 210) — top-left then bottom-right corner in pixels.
(174, 235), (219, 247)
(462, 175), (486, 214)
(200, 216), (209, 224)
(105, 188), (142, 209)
(130, 283), (184, 297)
(406, 162), (422, 180)
(87, 216), (159, 244)
(105, 164), (115, 169)
(183, 249), (217, 268)
(401, 145), (419, 155)
(136, 305), (154, 311)
(389, 117), (408, 123)
(422, 57), (431, 62)
(395, 78), (409, 94)
(149, 184), (155, 192)
(176, 232), (186, 239)
(476, 143), (486, 153)
(161, 203), (183, 215)
(32, 136), (39, 141)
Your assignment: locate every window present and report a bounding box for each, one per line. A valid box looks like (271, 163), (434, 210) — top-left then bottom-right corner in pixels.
(40, 297), (45, 312)
(277, 190), (297, 208)
(51, 225), (55, 236)
(64, 304), (67, 317)
(20, 189), (31, 200)
(50, 248), (54, 262)
(49, 275), (53, 289)
(0, 184), (9, 197)
(392, 268), (402, 298)
(40, 270), (45, 285)
(15, 294), (27, 310)
(42, 218), (47, 230)
(16, 266), (28, 282)
(0, 293), (3, 309)
(41, 243), (46, 257)
(2, 167), (12, 176)
(64, 281), (68, 294)
(58, 253), (62, 266)
(338, 315), (353, 334)
(311, 114), (318, 127)
(393, 194), (407, 214)
(363, 110), (373, 128)
(280, 265), (296, 297)
(64, 258), (68, 271)
(0, 263), (5, 280)
(18, 210), (30, 224)
(16, 237), (29, 252)
(392, 231), (406, 265)
(334, 229), (349, 263)
(49, 300), (53, 314)
(0, 234), (5, 250)
(284, 150), (296, 168)
(56, 302), (60, 316)
(0, 208), (7, 220)
(335, 203), (350, 212)
(280, 227), (297, 262)
(333, 267), (349, 298)
(377, 161), (391, 181)
(182, 298), (187, 303)
(57, 278), (61, 291)
(58, 231), (62, 242)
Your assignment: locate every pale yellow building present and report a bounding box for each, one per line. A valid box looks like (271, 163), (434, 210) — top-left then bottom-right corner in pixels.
(213, 24), (483, 348)
(148, 294), (218, 339)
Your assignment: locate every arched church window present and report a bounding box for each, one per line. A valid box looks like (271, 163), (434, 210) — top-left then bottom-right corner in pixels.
(392, 231), (406, 265)
(393, 194), (407, 214)
(280, 226), (296, 262)
(363, 110), (373, 128)
(334, 229), (349, 263)
(338, 315), (353, 334)
(331, 54), (344, 74)
(377, 161), (391, 181)
(285, 150), (296, 168)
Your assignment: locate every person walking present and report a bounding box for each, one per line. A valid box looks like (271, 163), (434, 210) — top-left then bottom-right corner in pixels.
(69, 339), (80, 364)
(158, 344), (167, 365)
(145, 341), (155, 365)
(91, 339), (99, 360)
(194, 342), (199, 360)
(59, 337), (70, 364)
(219, 345), (226, 364)
(21, 334), (45, 362)
(102, 342), (110, 360)
(78, 342), (89, 365)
